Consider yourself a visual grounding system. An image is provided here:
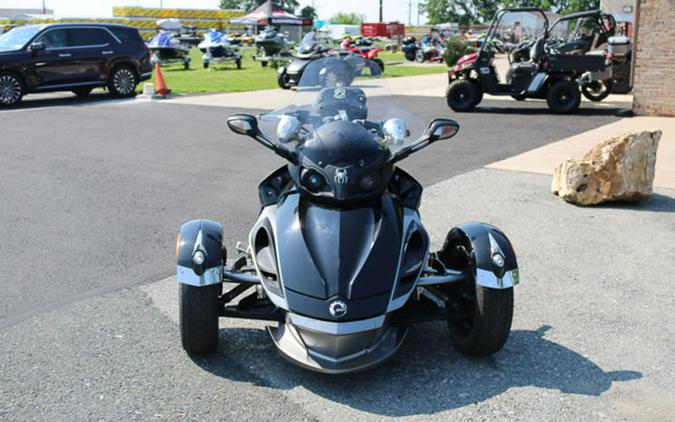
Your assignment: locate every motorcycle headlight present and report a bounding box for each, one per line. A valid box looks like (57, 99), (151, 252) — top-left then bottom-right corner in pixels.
(301, 169), (326, 192)
(358, 172), (381, 191)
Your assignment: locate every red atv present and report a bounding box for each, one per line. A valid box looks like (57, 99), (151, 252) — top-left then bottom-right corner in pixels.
(341, 38), (385, 72)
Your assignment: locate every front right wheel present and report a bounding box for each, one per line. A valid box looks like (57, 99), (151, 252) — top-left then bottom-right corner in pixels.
(179, 283), (220, 355)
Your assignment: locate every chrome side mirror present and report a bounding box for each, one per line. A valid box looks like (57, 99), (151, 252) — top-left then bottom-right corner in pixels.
(383, 118), (408, 145)
(29, 41), (45, 52)
(227, 114), (259, 137)
(426, 119), (460, 142)
(276, 115), (301, 143)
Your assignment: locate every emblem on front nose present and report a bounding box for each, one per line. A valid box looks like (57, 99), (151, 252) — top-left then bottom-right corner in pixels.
(334, 168), (348, 184)
(329, 300), (348, 318)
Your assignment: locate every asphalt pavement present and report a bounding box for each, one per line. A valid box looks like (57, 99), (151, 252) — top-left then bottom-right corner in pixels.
(2, 90), (669, 421)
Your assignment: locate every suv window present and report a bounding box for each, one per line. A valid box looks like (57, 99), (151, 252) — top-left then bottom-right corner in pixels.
(110, 27), (143, 44)
(68, 28), (107, 47)
(38, 28), (68, 49)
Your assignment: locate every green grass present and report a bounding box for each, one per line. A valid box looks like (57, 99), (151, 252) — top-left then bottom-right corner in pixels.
(145, 47), (448, 95)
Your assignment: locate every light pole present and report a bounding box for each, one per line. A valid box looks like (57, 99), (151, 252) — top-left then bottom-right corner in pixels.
(379, 0), (383, 22)
(42, 0), (46, 14)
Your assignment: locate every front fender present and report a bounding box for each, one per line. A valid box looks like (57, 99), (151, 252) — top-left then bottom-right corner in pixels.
(440, 222), (519, 289)
(176, 219), (225, 287)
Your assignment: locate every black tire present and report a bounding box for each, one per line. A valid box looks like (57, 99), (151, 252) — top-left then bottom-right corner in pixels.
(108, 66), (138, 98)
(446, 79), (480, 112)
(277, 70), (291, 89)
(582, 80), (611, 102)
(415, 51), (425, 63)
(374, 58), (385, 73)
(546, 80), (581, 114)
(439, 239), (513, 356)
(183, 60), (190, 70)
(203, 61), (209, 69)
(236, 58), (242, 70)
(611, 64), (632, 94)
(449, 285), (514, 356)
(404, 52), (416, 62)
(179, 283), (220, 355)
(0, 71), (24, 107)
(72, 87), (94, 97)
(261, 61), (268, 68)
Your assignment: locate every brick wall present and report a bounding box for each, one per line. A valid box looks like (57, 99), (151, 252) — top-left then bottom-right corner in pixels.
(632, 0), (675, 116)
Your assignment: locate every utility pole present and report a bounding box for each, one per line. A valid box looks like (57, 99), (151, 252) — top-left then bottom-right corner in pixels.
(408, 0), (412, 26)
(417, 0), (420, 25)
(42, 0), (46, 14)
(379, 0), (383, 22)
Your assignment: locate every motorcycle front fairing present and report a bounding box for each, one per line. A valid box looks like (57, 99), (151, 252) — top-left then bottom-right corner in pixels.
(249, 177), (428, 373)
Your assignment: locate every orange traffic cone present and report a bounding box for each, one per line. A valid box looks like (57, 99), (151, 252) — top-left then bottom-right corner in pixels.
(154, 62), (171, 97)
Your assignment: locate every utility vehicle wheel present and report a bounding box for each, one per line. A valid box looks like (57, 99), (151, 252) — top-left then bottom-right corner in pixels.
(179, 283), (220, 355)
(404, 52), (415, 62)
(374, 58), (385, 73)
(446, 79), (480, 112)
(611, 65), (631, 94)
(203, 61), (209, 69)
(72, 87), (93, 97)
(546, 80), (581, 114)
(261, 61), (268, 67)
(0, 72), (24, 107)
(582, 80), (611, 102)
(277, 71), (291, 89)
(236, 58), (242, 70)
(183, 60), (190, 70)
(108, 66), (137, 98)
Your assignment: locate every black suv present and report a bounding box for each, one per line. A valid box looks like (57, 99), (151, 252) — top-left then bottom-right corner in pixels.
(0, 23), (152, 106)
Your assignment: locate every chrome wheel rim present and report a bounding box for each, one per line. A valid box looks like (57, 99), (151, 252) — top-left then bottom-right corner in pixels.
(113, 69), (135, 95)
(0, 75), (21, 105)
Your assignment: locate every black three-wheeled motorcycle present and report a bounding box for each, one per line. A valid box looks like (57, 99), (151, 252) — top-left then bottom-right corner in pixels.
(176, 56), (519, 373)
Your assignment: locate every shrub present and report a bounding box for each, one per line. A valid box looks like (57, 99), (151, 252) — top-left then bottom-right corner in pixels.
(443, 36), (475, 67)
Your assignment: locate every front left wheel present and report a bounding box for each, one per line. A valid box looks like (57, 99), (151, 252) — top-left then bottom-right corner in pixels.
(108, 66), (137, 98)
(446, 79), (481, 112)
(0, 72), (24, 107)
(179, 283), (220, 355)
(439, 233), (514, 356)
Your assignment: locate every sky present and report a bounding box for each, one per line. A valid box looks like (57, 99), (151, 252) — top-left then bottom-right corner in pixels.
(4, 0), (426, 24)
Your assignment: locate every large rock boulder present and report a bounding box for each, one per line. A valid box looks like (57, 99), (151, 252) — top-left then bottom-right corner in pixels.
(551, 131), (661, 205)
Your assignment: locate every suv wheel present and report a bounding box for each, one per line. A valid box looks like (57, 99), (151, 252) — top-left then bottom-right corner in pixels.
(108, 66), (137, 98)
(0, 72), (24, 107)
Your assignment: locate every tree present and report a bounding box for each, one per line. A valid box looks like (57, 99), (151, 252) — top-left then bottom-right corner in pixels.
(330, 12), (363, 25)
(420, 0), (600, 24)
(219, 0), (241, 9)
(300, 5), (318, 20)
(219, 0), (299, 14)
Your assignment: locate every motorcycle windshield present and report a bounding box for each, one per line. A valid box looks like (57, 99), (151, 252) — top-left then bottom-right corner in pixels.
(259, 55), (426, 158)
(298, 32), (317, 53)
